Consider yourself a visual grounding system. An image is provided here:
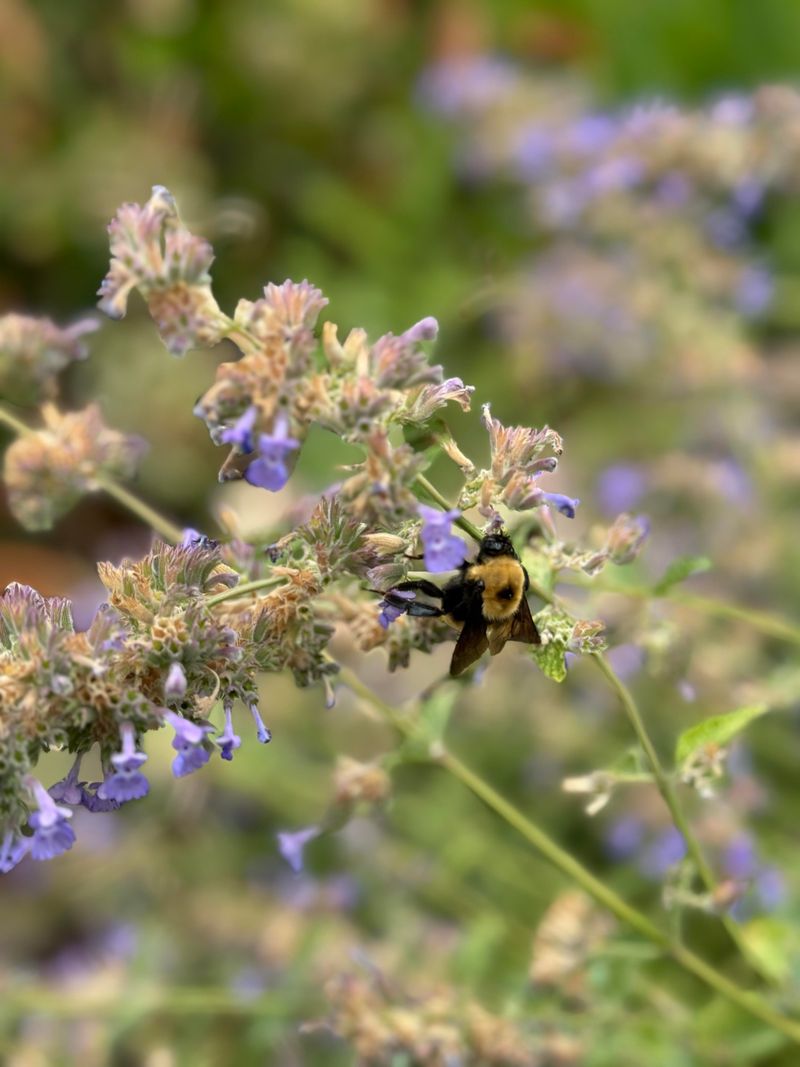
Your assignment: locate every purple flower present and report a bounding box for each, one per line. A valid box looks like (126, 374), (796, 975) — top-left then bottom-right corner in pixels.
(401, 316), (439, 344)
(98, 723), (149, 802)
(377, 589), (415, 629)
(181, 528), (218, 549)
(755, 867), (786, 911)
(49, 754), (85, 806)
(514, 123), (554, 180)
(732, 178), (764, 218)
(605, 643), (645, 681)
(540, 492), (580, 518)
(164, 710), (212, 778)
(723, 834), (758, 881)
(639, 828), (686, 880)
(26, 777), (76, 861)
(417, 505), (468, 572)
(244, 416), (300, 492)
(564, 113), (618, 156)
(81, 788), (121, 813)
(277, 825), (320, 873)
(596, 463), (647, 517)
(217, 700), (242, 761)
(249, 702), (272, 744)
(164, 661), (187, 701)
(0, 831), (29, 873)
(604, 815), (645, 861)
(220, 405), (257, 453)
(735, 265), (773, 318)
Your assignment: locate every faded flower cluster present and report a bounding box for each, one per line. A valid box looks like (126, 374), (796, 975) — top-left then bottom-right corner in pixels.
(420, 64), (797, 384)
(0, 186), (647, 873)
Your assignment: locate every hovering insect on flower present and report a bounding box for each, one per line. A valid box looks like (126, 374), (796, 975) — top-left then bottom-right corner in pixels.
(377, 529), (540, 676)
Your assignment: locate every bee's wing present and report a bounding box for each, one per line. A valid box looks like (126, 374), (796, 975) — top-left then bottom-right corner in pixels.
(450, 614), (489, 676)
(488, 620), (513, 656)
(509, 597), (541, 645)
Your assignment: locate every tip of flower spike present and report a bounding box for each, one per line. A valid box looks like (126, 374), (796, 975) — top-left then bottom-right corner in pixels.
(402, 316), (439, 343)
(541, 492), (580, 519)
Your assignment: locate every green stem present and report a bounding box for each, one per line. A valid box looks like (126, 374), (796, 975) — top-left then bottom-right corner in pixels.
(591, 652), (774, 984)
(0, 402), (183, 544)
(564, 575), (800, 649)
(206, 575), (285, 607)
(412, 473), (483, 543)
(93, 474), (184, 544)
(337, 666), (800, 1044)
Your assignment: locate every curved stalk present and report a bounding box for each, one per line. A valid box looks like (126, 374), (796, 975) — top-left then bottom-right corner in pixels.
(337, 666), (800, 1044)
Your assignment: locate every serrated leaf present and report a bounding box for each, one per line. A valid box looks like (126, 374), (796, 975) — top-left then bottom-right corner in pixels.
(653, 554), (712, 595)
(531, 640), (567, 683)
(675, 703), (769, 765)
(398, 686), (458, 763)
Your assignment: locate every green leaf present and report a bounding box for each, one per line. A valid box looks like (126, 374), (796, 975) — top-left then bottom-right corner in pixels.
(531, 640), (567, 683)
(675, 703), (769, 765)
(653, 554), (712, 595)
(398, 686), (458, 763)
(738, 917), (798, 985)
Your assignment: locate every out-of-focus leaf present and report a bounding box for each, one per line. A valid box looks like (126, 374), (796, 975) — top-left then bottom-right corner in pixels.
(653, 555), (712, 595)
(675, 703), (769, 765)
(398, 686), (458, 763)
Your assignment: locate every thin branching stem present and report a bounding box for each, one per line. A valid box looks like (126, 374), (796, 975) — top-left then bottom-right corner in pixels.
(336, 666), (800, 1044)
(206, 576), (285, 607)
(592, 653), (775, 984)
(0, 402), (184, 544)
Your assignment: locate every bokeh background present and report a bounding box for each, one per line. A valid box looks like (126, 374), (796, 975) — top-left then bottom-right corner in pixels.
(3, 1), (800, 1063)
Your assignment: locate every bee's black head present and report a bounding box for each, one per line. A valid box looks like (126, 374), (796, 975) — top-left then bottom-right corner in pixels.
(477, 532), (517, 560)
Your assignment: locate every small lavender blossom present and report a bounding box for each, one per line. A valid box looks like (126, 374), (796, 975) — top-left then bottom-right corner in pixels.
(164, 710), (212, 778)
(164, 661), (187, 701)
(49, 755), (85, 806)
(217, 701), (242, 761)
(220, 405), (257, 453)
(27, 777), (76, 861)
(0, 831), (29, 873)
(277, 825), (320, 873)
(244, 416), (300, 492)
(540, 492), (580, 518)
(417, 505), (468, 572)
(401, 316), (439, 343)
(249, 702), (272, 744)
(377, 589), (415, 629)
(98, 723), (149, 802)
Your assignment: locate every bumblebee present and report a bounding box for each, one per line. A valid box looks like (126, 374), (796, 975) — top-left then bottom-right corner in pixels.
(380, 531), (540, 676)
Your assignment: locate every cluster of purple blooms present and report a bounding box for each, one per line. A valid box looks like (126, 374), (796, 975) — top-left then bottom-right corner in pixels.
(220, 408), (300, 492)
(1, 660), (272, 875)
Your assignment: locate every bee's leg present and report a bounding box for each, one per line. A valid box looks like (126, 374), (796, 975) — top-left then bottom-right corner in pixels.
(391, 579), (444, 600)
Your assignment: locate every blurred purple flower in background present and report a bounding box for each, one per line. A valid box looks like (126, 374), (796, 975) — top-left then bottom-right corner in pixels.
(277, 826), (321, 874)
(639, 827), (687, 879)
(604, 814), (646, 861)
(596, 464), (647, 517)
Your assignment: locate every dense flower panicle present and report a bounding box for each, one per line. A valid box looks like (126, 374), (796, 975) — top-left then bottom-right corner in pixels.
(0, 185), (661, 874)
(97, 185), (225, 357)
(0, 313), (98, 405)
(3, 403), (145, 531)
